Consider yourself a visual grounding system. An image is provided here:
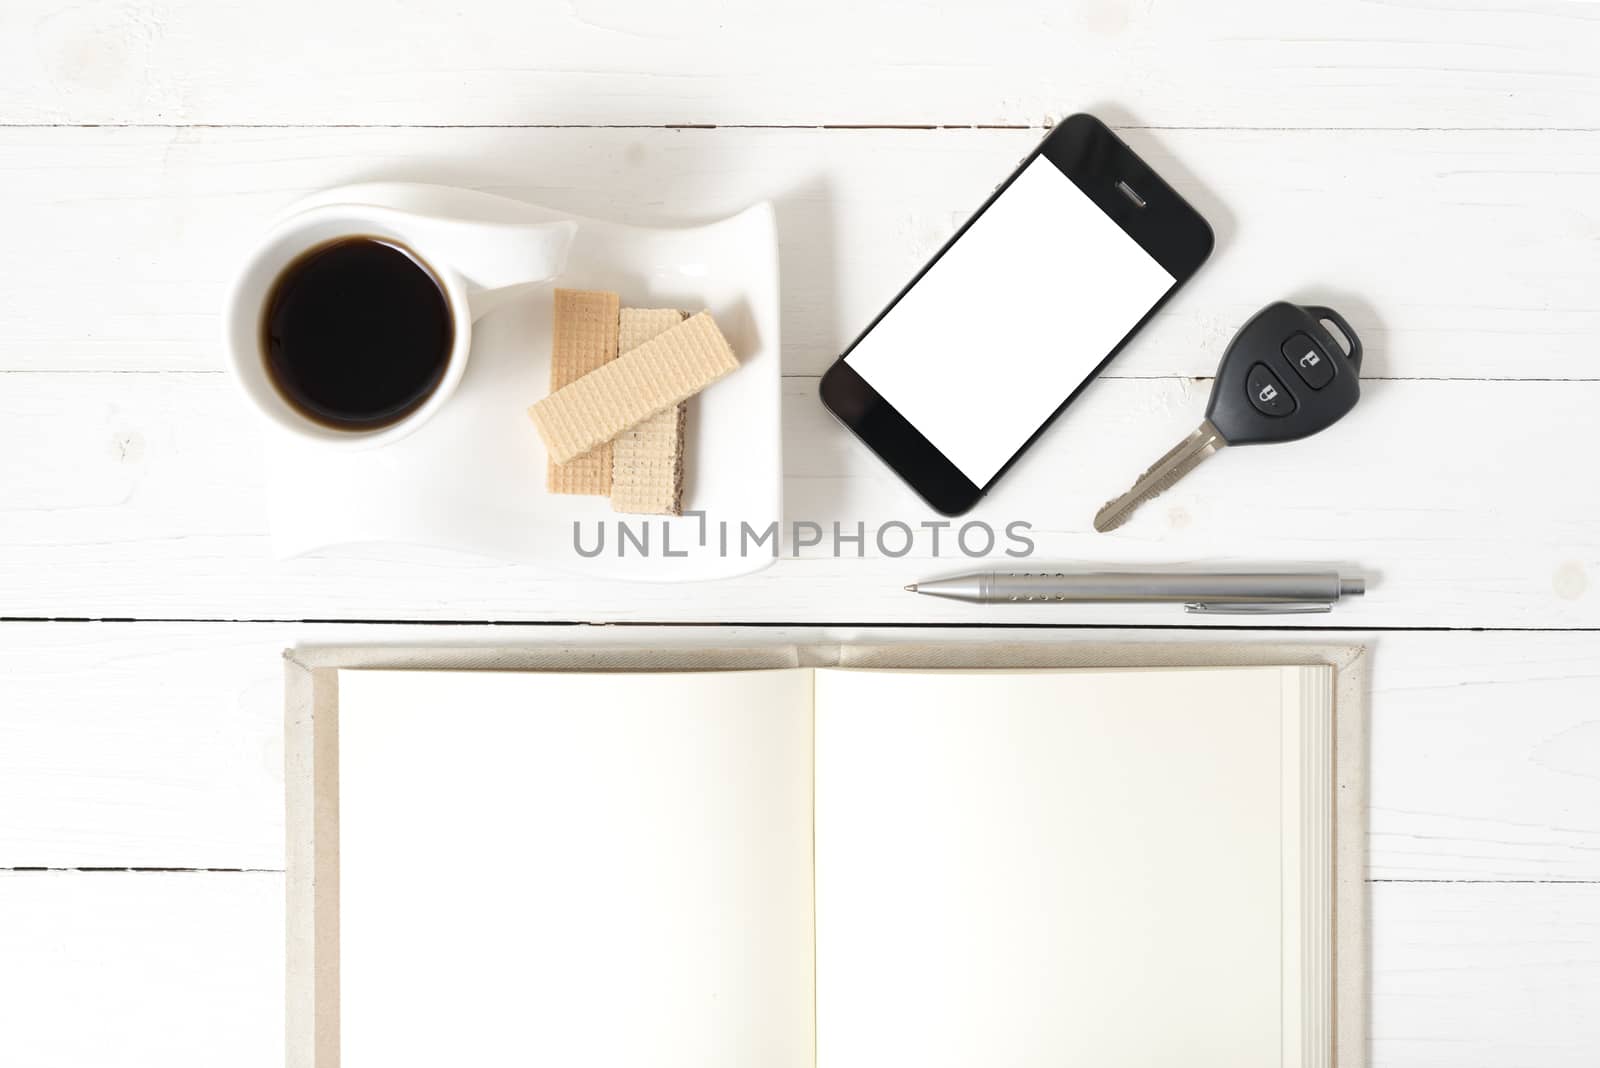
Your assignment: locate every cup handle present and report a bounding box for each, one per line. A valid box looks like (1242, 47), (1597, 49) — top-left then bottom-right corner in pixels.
(359, 211), (578, 321)
(466, 277), (565, 322)
(453, 219), (579, 321)
(461, 219), (579, 321)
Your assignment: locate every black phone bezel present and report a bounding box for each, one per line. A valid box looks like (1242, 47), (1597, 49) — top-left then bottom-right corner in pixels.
(818, 113), (1214, 516)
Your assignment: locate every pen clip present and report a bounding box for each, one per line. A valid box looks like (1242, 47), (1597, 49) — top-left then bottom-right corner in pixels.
(1184, 601), (1335, 615)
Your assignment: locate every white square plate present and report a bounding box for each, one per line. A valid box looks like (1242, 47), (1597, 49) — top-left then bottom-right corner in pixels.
(262, 183), (781, 581)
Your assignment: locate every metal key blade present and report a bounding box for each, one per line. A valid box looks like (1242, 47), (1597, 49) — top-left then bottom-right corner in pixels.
(1093, 419), (1226, 533)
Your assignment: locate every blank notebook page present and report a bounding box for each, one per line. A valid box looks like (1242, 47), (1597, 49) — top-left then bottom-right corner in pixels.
(812, 666), (1331, 1068)
(336, 668), (816, 1068)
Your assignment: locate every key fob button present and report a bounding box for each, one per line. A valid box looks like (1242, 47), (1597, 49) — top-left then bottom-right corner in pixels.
(1282, 332), (1335, 389)
(1246, 363), (1295, 417)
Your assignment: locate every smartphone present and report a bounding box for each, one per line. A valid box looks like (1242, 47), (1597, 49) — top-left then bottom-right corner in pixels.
(819, 114), (1213, 516)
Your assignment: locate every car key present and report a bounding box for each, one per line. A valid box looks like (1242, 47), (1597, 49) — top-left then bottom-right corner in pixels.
(1094, 301), (1362, 533)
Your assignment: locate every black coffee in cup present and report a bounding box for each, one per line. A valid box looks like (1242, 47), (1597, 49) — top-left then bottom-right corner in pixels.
(262, 237), (454, 430)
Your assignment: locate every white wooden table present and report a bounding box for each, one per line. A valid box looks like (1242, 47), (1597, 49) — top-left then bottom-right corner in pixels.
(2, 2), (1598, 1064)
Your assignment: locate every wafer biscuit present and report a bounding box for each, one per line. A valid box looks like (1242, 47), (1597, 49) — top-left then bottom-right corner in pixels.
(529, 311), (738, 465)
(611, 308), (690, 515)
(546, 288), (620, 495)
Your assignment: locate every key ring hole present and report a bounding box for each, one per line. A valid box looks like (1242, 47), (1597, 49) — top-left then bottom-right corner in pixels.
(1318, 317), (1354, 357)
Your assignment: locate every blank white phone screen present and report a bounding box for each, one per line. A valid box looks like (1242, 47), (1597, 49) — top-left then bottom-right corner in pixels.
(844, 155), (1176, 487)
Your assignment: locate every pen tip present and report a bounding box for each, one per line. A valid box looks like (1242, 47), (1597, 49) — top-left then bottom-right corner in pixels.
(903, 583), (918, 593)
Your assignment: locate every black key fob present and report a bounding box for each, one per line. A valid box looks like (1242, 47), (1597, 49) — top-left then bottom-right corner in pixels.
(1206, 302), (1363, 446)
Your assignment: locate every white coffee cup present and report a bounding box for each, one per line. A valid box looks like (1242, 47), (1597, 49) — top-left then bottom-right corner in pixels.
(224, 203), (576, 449)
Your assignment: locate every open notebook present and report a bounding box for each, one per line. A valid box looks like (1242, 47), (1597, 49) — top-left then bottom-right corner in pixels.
(319, 664), (1340, 1068)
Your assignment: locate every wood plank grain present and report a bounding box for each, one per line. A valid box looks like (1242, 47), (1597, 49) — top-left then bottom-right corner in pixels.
(0, 373), (1595, 626)
(1368, 882), (1600, 1067)
(2, 624), (1596, 881)
(0, 126), (1595, 378)
(1, 1), (1595, 128)
(0, 871), (282, 1066)
(0, 871), (1593, 1066)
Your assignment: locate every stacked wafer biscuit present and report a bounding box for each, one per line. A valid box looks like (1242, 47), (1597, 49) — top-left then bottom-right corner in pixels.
(612, 308), (690, 515)
(545, 289), (620, 496)
(531, 289), (740, 515)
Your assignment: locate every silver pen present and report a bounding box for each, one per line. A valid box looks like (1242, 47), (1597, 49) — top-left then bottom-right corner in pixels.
(903, 570), (1365, 614)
